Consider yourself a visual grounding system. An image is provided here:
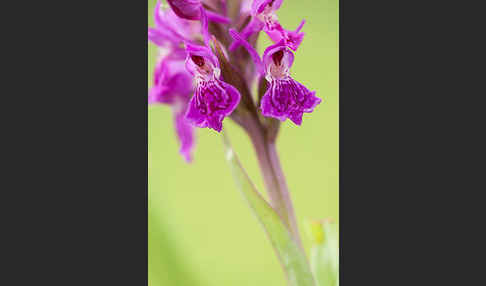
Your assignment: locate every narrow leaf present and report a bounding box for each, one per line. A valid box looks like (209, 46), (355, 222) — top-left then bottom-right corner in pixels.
(222, 132), (316, 286)
(306, 220), (339, 286)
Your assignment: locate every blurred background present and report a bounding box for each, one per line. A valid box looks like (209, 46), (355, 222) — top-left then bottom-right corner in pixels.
(148, 0), (338, 285)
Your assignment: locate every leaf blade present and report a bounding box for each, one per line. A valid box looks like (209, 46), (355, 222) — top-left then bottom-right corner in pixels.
(306, 220), (339, 286)
(222, 132), (316, 286)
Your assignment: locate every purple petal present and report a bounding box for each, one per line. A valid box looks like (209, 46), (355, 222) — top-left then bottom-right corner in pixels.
(185, 96), (208, 128)
(148, 85), (165, 104)
(149, 60), (172, 104)
(206, 114), (224, 132)
(260, 77), (321, 125)
(167, 0), (202, 20)
(289, 111), (304, 126)
(262, 41), (295, 72)
(149, 54), (194, 105)
(153, 0), (165, 29)
(184, 43), (220, 76)
(174, 107), (195, 162)
(205, 10), (231, 24)
(152, 1), (204, 45)
(185, 79), (241, 132)
(199, 6), (210, 46)
(295, 19), (305, 33)
(266, 20), (306, 51)
(148, 28), (178, 46)
(229, 18), (264, 51)
(252, 0), (283, 15)
(285, 30), (305, 51)
(228, 29), (264, 75)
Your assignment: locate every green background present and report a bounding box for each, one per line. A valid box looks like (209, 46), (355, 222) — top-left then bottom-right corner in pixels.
(148, 0), (338, 285)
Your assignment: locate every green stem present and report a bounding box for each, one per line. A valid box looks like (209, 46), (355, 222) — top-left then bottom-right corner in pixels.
(242, 117), (303, 250)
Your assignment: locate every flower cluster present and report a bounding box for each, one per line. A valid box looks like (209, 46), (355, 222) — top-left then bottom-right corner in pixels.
(148, 0), (321, 162)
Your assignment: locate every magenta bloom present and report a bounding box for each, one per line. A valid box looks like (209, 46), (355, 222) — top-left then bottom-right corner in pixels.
(149, 50), (192, 105)
(230, 29), (320, 125)
(148, 1), (197, 162)
(164, 0), (230, 46)
(230, 0), (305, 51)
(261, 42), (321, 125)
(265, 20), (306, 52)
(251, 0), (284, 28)
(148, 0), (202, 47)
(149, 52), (196, 162)
(184, 44), (241, 132)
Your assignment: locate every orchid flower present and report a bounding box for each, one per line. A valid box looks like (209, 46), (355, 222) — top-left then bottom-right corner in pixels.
(184, 43), (241, 132)
(230, 29), (321, 125)
(230, 0), (305, 51)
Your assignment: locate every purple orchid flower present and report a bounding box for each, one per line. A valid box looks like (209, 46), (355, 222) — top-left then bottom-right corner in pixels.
(261, 42), (321, 125)
(148, 1), (198, 162)
(164, 0), (230, 47)
(230, 0), (305, 52)
(265, 19), (306, 52)
(148, 0), (202, 48)
(184, 43), (241, 132)
(251, 0), (283, 27)
(229, 29), (321, 125)
(149, 51), (196, 162)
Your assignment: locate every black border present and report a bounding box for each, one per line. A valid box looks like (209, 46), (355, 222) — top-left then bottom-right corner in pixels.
(340, 0), (483, 284)
(3, 1), (149, 284)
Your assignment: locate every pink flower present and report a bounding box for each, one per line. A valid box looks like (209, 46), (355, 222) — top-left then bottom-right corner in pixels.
(149, 52), (196, 162)
(184, 43), (241, 132)
(230, 0), (305, 51)
(230, 29), (321, 125)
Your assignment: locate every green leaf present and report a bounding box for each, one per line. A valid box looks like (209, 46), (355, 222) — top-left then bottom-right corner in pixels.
(222, 132), (316, 286)
(306, 220), (339, 286)
(149, 210), (204, 286)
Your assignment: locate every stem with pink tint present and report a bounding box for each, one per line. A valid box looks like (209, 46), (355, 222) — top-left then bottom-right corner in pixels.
(242, 116), (303, 250)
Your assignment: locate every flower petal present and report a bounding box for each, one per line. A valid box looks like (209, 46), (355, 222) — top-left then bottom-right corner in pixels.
(148, 27), (178, 46)
(185, 96), (208, 128)
(252, 0), (283, 15)
(260, 77), (321, 125)
(174, 107), (195, 162)
(167, 0), (202, 20)
(149, 52), (194, 105)
(205, 10), (231, 24)
(184, 42), (220, 76)
(266, 20), (306, 51)
(228, 18), (264, 51)
(185, 79), (241, 132)
(199, 6), (210, 46)
(262, 41), (294, 72)
(229, 28), (264, 75)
